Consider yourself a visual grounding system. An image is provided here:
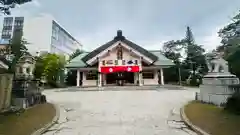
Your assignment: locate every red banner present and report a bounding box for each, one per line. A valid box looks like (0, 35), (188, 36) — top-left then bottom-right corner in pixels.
(100, 66), (140, 73)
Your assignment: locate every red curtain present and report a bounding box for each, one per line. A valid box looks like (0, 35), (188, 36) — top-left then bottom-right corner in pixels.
(100, 66), (140, 73)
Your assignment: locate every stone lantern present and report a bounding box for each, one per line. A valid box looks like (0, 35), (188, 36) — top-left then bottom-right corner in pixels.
(12, 54), (45, 109)
(15, 55), (35, 79)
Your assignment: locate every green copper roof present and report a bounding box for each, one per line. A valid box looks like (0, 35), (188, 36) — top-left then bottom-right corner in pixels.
(66, 50), (174, 68)
(150, 51), (175, 66)
(65, 52), (88, 68)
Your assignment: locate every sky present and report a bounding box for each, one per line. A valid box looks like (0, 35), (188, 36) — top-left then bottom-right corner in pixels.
(1, 0), (240, 52)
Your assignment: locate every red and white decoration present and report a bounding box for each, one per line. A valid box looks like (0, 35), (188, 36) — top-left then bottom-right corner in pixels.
(100, 66), (140, 73)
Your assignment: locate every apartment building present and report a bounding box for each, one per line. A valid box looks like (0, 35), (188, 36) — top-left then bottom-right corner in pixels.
(1, 15), (82, 57)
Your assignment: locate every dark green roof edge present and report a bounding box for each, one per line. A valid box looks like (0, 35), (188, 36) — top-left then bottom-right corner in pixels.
(82, 39), (117, 62)
(122, 39), (158, 61)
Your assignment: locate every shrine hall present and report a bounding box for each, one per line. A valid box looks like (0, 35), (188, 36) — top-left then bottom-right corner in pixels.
(66, 30), (174, 87)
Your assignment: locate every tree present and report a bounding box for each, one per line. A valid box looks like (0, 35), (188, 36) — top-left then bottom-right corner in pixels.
(69, 49), (83, 61)
(218, 11), (240, 78)
(183, 27), (207, 85)
(0, 30), (29, 74)
(162, 40), (185, 83)
(0, 0), (32, 15)
(162, 26), (207, 86)
(162, 40), (184, 62)
(218, 11), (240, 56)
(227, 47), (240, 78)
(33, 55), (44, 80)
(185, 26), (195, 45)
(34, 53), (66, 87)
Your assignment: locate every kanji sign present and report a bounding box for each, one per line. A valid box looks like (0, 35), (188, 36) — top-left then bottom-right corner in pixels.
(100, 66), (140, 73)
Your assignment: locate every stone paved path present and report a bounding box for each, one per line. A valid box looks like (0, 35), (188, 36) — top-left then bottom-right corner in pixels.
(42, 87), (198, 135)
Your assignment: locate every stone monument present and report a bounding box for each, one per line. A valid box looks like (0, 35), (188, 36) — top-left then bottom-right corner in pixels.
(198, 52), (239, 106)
(12, 55), (45, 109)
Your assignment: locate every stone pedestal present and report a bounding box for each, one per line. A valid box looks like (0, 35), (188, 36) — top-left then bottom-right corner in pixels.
(199, 72), (239, 106)
(198, 52), (240, 106)
(12, 79), (43, 109)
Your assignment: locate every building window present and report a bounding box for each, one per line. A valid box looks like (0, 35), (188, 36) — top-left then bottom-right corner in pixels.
(142, 71), (154, 79)
(86, 71), (97, 80)
(52, 25), (59, 40)
(4, 20), (12, 26)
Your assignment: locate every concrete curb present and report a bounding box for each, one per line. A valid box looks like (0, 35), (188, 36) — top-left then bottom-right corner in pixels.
(180, 105), (210, 135)
(31, 102), (60, 135)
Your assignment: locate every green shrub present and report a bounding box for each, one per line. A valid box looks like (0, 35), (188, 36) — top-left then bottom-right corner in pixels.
(225, 92), (240, 114)
(187, 74), (202, 86)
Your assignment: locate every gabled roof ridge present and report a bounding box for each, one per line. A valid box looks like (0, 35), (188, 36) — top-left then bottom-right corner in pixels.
(82, 39), (117, 62)
(82, 30), (158, 63)
(122, 39), (158, 61)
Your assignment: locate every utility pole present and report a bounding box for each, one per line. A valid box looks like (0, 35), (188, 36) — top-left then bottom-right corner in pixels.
(178, 62), (182, 86)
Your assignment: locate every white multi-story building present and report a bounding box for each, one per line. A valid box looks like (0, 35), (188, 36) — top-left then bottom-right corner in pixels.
(1, 15), (82, 57)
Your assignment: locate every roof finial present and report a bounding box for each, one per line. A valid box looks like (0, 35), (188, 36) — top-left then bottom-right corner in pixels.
(117, 30), (122, 37)
(114, 30), (125, 40)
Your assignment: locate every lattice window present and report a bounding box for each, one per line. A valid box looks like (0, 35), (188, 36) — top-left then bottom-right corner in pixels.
(142, 71), (154, 79)
(86, 71), (97, 80)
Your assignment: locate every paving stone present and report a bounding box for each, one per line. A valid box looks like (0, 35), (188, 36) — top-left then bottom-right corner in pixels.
(43, 87), (198, 135)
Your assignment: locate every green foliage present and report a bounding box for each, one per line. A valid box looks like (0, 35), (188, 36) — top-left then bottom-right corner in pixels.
(188, 74), (202, 86)
(34, 53), (66, 87)
(183, 27), (207, 83)
(162, 40), (183, 83)
(225, 92), (240, 115)
(69, 49), (83, 61)
(218, 11), (240, 79)
(0, 0), (32, 15)
(227, 47), (240, 78)
(0, 30), (29, 74)
(184, 27), (207, 72)
(162, 26), (207, 84)
(33, 56), (44, 80)
(185, 26), (195, 45)
(219, 11), (240, 46)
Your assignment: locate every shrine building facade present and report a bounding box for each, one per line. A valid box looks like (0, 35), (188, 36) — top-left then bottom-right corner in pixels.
(66, 30), (174, 87)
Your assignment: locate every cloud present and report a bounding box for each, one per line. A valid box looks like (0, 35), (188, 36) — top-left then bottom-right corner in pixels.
(197, 23), (230, 52)
(198, 33), (221, 52)
(1, 0), (240, 54)
(32, 0), (41, 8)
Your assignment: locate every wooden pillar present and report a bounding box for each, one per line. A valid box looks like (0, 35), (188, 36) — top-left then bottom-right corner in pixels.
(98, 72), (102, 87)
(103, 73), (107, 86)
(139, 72), (143, 86)
(160, 68), (164, 85)
(134, 72), (138, 85)
(139, 56), (143, 86)
(76, 69), (80, 87)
